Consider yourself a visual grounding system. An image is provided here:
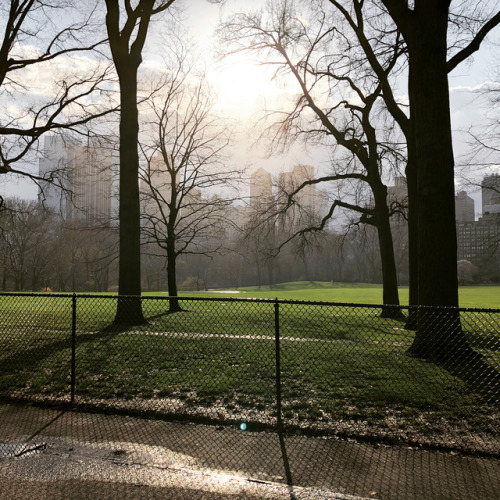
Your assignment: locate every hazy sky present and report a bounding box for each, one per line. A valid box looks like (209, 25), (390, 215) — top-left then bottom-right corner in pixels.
(2, 0), (499, 210)
(185, 0), (500, 210)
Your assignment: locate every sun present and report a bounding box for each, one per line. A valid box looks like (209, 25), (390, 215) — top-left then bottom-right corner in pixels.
(211, 55), (284, 113)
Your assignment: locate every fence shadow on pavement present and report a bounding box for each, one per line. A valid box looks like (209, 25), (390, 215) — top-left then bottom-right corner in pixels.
(0, 403), (499, 500)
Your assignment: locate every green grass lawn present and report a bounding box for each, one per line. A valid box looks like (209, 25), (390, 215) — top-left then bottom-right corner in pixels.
(192, 281), (500, 309)
(0, 285), (498, 452)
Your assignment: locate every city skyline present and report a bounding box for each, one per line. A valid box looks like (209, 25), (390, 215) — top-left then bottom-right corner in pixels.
(38, 136), (117, 225)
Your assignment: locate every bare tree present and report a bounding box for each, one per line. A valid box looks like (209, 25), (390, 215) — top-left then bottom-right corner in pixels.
(104, 0), (177, 324)
(0, 198), (53, 290)
(220, 0), (406, 317)
(140, 46), (237, 312)
(0, 1), (115, 199)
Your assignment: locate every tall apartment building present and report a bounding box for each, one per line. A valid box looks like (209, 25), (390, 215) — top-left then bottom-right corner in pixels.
(140, 154), (172, 219)
(38, 136), (116, 225)
(387, 176), (408, 226)
(279, 165), (314, 208)
(456, 175), (500, 279)
(387, 176), (407, 203)
(482, 174), (500, 217)
(278, 165), (327, 226)
(456, 220), (499, 262)
(455, 191), (475, 223)
(250, 168), (273, 208)
(38, 136), (71, 216)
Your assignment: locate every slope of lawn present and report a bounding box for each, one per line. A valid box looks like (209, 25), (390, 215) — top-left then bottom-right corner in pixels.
(196, 281), (499, 309)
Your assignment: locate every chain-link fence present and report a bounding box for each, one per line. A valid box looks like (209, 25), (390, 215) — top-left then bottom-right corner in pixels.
(1, 292), (498, 453)
(0, 292), (499, 497)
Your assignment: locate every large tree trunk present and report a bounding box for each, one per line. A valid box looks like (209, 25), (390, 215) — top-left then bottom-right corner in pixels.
(114, 68), (146, 325)
(405, 4), (471, 361)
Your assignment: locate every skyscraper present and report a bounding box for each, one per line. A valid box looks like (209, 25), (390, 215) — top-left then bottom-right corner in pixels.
(38, 136), (115, 225)
(38, 136), (72, 217)
(140, 153), (172, 219)
(278, 165), (327, 227)
(250, 168), (273, 207)
(482, 174), (500, 217)
(455, 191), (475, 223)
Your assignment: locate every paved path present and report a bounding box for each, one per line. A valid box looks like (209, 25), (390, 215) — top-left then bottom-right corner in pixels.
(0, 403), (498, 499)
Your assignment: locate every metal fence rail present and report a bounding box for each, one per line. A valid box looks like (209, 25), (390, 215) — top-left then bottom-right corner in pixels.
(0, 292), (498, 456)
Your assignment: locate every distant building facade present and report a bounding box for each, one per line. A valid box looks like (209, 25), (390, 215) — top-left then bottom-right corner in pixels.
(455, 191), (475, 223)
(482, 174), (500, 217)
(140, 154), (172, 220)
(456, 175), (500, 281)
(38, 136), (116, 225)
(250, 168), (273, 208)
(378, 175), (499, 281)
(277, 165), (327, 228)
(278, 165), (319, 213)
(387, 176), (407, 204)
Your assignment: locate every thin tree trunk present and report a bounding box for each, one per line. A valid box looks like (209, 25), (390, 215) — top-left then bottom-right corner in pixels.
(377, 224), (404, 319)
(373, 190), (404, 320)
(166, 238), (181, 312)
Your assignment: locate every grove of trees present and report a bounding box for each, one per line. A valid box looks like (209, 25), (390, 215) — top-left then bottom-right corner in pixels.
(0, 196), (410, 293)
(0, 0), (499, 365)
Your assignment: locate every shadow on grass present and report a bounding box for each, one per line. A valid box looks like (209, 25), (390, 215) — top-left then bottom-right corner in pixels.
(146, 308), (191, 321)
(0, 322), (134, 394)
(443, 354), (500, 404)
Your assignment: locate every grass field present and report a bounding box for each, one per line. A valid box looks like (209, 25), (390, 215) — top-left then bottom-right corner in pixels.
(0, 285), (498, 453)
(192, 281), (500, 308)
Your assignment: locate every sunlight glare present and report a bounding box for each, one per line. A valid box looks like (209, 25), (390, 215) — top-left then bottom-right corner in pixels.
(212, 55), (282, 113)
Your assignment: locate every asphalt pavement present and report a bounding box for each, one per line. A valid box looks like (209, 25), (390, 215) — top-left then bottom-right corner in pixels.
(0, 403), (498, 499)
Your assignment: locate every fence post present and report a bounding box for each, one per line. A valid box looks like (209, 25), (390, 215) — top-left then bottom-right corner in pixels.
(274, 298), (283, 431)
(70, 293), (77, 403)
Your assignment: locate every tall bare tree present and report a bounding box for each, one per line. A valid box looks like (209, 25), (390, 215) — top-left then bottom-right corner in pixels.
(220, 0), (406, 317)
(104, 0), (175, 324)
(140, 45), (236, 311)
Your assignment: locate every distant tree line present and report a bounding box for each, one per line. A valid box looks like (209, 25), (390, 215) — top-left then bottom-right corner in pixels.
(2, 194), (499, 293)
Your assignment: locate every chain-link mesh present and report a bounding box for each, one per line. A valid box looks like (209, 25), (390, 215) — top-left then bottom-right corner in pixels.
(0, 293), (498, 497)
(0, 293), (73, 404)
(74, 296), (278, 429)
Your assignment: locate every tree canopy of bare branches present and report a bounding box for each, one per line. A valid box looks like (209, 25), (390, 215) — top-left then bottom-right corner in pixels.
(140, 37), (238, 311)
(0, 1), (116, 201)
(219, 0), (406, 316)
